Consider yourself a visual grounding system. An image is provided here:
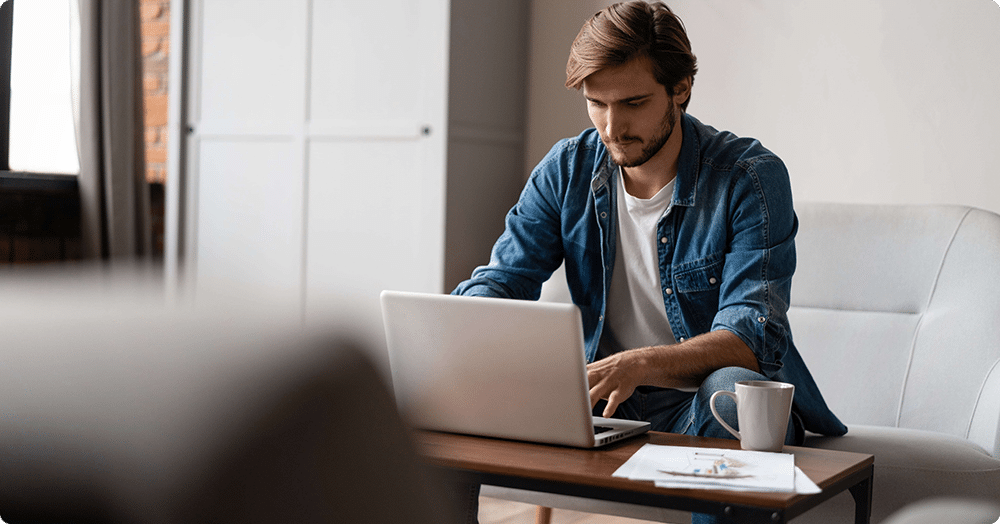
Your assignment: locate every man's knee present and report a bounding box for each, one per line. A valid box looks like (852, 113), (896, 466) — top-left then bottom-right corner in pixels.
(698, 366), (767, 396)
(692, 367), (800, 445)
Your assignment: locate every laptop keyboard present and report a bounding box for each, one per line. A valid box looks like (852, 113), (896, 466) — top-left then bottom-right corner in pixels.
(594, 425), (614, 434)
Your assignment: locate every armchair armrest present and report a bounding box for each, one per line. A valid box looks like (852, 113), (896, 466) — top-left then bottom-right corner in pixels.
(969, 357), (1000, 458)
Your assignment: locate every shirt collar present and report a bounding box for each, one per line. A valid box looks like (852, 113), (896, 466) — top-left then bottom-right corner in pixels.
(591, 112), (701, 207)
(673, 111), (700, 208)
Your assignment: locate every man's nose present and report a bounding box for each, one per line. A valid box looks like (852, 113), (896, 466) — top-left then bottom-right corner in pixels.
(605, 107), (627, 140)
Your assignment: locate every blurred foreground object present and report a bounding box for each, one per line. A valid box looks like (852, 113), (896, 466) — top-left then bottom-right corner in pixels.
(0, 264), (451, 523)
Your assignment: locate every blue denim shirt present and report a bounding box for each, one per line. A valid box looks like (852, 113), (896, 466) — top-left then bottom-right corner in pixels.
(454, 113), (847, 437)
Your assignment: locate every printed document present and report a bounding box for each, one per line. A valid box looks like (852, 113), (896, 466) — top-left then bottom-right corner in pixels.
(613, 444), (820, 494)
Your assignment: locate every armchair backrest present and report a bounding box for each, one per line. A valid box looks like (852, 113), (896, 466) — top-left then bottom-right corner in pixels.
(789, 203), (1000, 457)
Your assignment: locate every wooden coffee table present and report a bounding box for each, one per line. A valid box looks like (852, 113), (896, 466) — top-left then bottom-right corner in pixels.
(417, 430), (874, 524)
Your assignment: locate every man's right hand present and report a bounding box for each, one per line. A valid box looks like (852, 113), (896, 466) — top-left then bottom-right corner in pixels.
(586, 330), (761, 418)
(587, 349), (647, 418)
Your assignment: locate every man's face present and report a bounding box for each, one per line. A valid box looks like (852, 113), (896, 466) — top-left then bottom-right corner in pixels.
(583, 57), (680, 168)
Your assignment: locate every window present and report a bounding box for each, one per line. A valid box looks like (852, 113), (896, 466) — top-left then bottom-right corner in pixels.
(1, 0), (168, 262)
(0, 0), (81, 262)
(1, 0), (80, 176)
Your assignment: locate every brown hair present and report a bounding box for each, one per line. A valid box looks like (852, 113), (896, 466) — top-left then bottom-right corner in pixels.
(566, 1), (698, 110)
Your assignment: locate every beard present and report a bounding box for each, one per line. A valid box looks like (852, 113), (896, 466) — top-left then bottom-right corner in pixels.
(605, 99), (677, 168)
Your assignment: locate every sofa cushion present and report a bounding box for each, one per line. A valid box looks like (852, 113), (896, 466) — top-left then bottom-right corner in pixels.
(806, 425), (999, 471)
(881, 498), (1000, 524)
(797, 425), (1000, 523)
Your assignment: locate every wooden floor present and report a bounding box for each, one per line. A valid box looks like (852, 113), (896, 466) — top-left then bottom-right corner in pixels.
(478, 496), (661, 524)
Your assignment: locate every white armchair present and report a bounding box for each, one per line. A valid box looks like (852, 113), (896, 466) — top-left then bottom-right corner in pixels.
(789, 203), (1000, 523)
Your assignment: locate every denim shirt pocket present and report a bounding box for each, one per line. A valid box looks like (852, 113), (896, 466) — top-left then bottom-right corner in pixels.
(671, 255), (724, 334)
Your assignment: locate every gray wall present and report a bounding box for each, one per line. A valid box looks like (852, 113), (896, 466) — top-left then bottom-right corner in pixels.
(445, 0), (531, 291)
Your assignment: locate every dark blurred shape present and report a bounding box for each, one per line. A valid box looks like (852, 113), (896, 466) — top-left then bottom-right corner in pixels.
(0, 283), (453, 524)
(172, 338), (451, 524)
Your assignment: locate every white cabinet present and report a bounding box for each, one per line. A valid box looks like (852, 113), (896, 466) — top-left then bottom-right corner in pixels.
(171, 0), (528, 334)
(304, 0), (450, 306)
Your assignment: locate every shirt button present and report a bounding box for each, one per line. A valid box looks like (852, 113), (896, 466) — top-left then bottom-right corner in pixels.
(678, 337), (686, 342)
(601, 212), (607, 218)
(758, 316), (767, 323)
(709, 277), (717, 285)
(665, 288), (673, 295)
(660, 237), (668, 244)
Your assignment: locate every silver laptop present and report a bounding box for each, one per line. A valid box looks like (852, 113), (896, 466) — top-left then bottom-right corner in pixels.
(380, 290), (650, 448)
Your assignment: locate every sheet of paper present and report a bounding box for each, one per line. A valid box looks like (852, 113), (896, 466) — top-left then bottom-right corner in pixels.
(613, 444), (818, 494)
(654, 466), (819, 494)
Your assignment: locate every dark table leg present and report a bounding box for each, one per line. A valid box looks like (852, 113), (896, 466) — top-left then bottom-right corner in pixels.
(849, 473), (874, 524)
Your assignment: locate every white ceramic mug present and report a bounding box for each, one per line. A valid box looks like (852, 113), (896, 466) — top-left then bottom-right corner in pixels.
(709, 380), (795, 452)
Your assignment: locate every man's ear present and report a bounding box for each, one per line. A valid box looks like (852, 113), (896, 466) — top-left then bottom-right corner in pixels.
(673, 77), (692, 106)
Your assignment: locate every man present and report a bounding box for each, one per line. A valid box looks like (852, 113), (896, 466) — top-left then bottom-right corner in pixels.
(453, 2), (846, 522)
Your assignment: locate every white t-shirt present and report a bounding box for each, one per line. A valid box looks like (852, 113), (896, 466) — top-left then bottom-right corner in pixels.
(603, 169), (677, 357)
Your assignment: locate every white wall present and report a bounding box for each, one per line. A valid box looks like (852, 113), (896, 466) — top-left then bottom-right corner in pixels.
(526, 0), (1000, 215)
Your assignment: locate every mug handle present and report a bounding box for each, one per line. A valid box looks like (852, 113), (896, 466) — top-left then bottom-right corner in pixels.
(709, 390), (741, 440)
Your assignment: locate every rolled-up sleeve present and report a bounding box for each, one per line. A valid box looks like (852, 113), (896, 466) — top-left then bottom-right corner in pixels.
(710, 156), (796, 377)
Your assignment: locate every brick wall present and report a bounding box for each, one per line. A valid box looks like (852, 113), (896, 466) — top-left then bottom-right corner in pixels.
(141, 0), (169, 255)
(141, 0), (169, 185)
